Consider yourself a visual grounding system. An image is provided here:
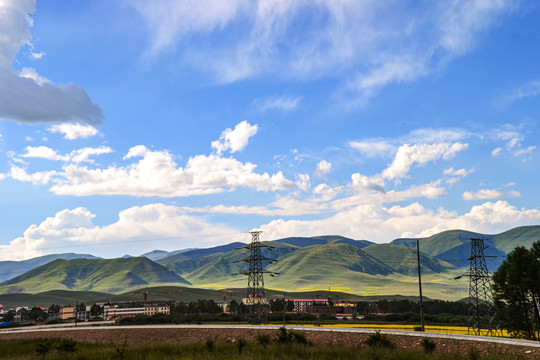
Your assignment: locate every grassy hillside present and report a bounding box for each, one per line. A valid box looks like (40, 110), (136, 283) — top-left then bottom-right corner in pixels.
(158, 242), (246, 264)
(362, 244), (457, 276)
(274, 235), (373, 249)
(0, 253), (101, 282)
(493, 225), (540, 253)
(0, 257), (191, 294)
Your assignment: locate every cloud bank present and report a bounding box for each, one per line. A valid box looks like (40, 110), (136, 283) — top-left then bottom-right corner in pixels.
(0, 0), (103, 124)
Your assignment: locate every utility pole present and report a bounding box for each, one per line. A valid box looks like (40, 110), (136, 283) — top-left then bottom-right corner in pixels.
(416, 240), (425, 332)
(283, 292), (286, 328)
(75, 300), (78, 327)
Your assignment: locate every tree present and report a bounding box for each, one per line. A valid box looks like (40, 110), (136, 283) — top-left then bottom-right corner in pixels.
(29, 307), (46, 322)
(3, 310), (15, 322)
(228, 300), (239, 314)
(76, 302), (86, 311)
(90, 304), (102, 317)
(493, 242), (540, 339)
(48, 304), (61, 313)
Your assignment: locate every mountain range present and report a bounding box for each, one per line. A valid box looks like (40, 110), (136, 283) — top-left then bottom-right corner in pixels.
(0, 225), (539, 301)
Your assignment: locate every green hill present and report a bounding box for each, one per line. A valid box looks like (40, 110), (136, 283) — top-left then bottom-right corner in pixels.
(0, 253), (101, 282)
(362, 243), (457, 276)
(492, 225), (540, 253)
(0, 257), (191, 294)
(390, 226), (540, 270)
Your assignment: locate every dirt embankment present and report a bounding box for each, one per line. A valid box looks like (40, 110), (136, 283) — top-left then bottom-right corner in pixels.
(0, 327), (537, 358)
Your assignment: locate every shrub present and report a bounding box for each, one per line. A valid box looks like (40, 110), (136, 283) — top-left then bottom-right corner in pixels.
(55, 339), (78, 353)
(255, 333), (272, 347)
(468, 345), (481, 360)
(35, 341), (51, 359)
(237, 337), (247, 353)
(275, 327), (312, 345)
(364, 331), (395, 349)
(420, 338), (436, 353)
(413, 326), (423, 331)
(205, 338), (215, 352)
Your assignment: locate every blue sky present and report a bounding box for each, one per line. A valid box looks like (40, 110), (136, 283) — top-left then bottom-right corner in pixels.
(0, 0), (539, 260)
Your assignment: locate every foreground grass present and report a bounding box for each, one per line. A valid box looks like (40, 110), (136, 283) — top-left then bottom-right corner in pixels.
(0, 338), (529, 360)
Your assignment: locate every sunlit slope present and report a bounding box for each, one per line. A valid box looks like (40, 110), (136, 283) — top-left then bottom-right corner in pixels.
(390, 226), (540, 270)
(274, 235), (374, 249)
(0, 253), (101, 282)
(362, 243), (457, 276)
(0, 257), (191, 294)
(172, 242), (467, 300)
(492, 225), (540, 253)
(160, 241), (299, 277)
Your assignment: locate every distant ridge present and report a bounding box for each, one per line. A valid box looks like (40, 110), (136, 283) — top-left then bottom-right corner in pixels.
(1, 225), (539, 300)
(0, 253), (101, 282)
(0, 257), (190, 294)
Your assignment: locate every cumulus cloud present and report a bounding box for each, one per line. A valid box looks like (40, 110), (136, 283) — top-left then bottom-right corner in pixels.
(258, 200), (540, 243)
(211, 120), (258, 154)
(5, 165), (56, 185)
(46, 146), (294, 197)
(49, 123), (99, 140)
(131, 0), (515, 103)
(313, 160), (332, 177)
(463, 188), (520, 201)
(0, 0), (103, 124)
(0, 204), (243, 260)
(19, 145), (112, 163)
(443, 166), (474, 184)
(382, 143), (468, 180)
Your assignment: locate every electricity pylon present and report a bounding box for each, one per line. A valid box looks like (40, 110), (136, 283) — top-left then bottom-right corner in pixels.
(233, 231), (278, 324)
(465, 238), (501, 336)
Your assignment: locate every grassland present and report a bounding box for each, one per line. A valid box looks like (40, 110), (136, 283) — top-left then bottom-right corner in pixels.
(0, 335), (531, 360)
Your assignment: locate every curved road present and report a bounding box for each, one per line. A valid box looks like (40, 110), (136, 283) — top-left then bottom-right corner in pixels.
(1, 323), (539, 348)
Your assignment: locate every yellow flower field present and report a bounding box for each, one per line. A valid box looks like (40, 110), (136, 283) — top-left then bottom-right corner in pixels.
(282, 323), (511, 337)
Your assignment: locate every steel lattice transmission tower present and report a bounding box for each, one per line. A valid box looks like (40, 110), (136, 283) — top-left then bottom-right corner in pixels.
(466, 238), (501, 336)
(234, 231), (278, 325)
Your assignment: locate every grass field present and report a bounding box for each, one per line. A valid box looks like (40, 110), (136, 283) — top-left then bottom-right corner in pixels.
(0, 337), (529, 360)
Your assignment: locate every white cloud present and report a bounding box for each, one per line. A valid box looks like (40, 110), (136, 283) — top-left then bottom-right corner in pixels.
(349, 140), (395, 158)
(404, 128), (473, 144)
(20, 145), (68, 161)
(49, 123), (99, 140)
(0, 0), (103, 124)
(0, 204), (243, 260)
(6, 165), (56, 185)
(132, 0), (516, 104)
(314, 160), (332, 177)
(211, 120), (258, 154)
(489, 125), (536, 157)
(19, 145), (112, 163)
(463, 188), (521, 201)
(349, 128), (472, 159)
(443, 166), (474, 184)
(498, 79), (540, 107)
(258, 200), (540, 243)
(255, 96), (301, 112)
(47, 146), (295, 197)
(491, 147), (502, 157)
(382, 143), (468, 180)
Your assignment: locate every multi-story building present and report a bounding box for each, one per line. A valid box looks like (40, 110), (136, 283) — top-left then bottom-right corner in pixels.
(104, 305), (170, 320)
(59, 307), (75, 320)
